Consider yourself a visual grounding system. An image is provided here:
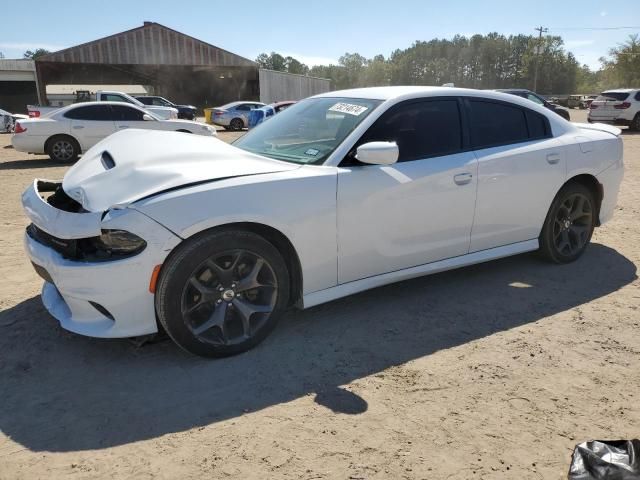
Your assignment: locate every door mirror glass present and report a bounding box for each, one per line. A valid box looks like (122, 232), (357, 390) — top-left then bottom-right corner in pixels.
(356, 141), (399, 165)
(143, 114), (155, 121)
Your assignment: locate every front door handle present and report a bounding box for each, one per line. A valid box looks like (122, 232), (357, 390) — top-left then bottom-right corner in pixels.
(72, 125), (84, 129)
(454, 173), (473, 185)
(546, 153), (561, 164)
(118, 126), (129, 129)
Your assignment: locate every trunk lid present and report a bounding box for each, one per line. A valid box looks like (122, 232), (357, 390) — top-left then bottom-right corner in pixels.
(62, 129), (300, 212)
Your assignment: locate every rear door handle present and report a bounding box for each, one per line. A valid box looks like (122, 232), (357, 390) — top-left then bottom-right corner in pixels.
(546, 153), (561, 164)
(454, 173), (473, 185)
(72, 125), (84, 129)
(118, 125), (129, 129)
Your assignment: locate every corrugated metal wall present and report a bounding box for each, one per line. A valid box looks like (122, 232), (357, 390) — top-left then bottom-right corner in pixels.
(259, 69), (331, 103)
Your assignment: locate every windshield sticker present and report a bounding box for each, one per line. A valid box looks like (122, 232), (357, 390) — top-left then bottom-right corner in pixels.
(328, 103), (369, 116)
(305, 148), (320, 156)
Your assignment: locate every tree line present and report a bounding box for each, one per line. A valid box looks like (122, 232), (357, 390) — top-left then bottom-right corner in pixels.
(256, 33), (640, 94)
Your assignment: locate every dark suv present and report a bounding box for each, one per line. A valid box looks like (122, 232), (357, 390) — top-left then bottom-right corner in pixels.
(494, 89), (571, 121)
(135, 96), (198, 120)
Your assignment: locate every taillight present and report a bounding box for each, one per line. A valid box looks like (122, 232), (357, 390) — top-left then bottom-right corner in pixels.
(14, 122), (27, 134)
(29, 111), (40, 118)
(614, 102), (631, 109)
(214, 110), (224, 116)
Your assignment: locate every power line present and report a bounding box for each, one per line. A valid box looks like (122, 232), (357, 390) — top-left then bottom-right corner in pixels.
(549, 26), (640, 31)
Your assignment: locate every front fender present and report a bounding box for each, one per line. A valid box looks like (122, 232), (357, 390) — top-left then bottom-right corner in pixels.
(132, 168), (338, 295)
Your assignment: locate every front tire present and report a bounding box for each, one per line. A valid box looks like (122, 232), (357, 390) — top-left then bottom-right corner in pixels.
(155, 230), (290, 357)
(539, 183), (595, 263)
(46, 135), (79, 163)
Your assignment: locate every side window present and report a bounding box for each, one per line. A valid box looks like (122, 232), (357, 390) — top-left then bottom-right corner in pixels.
(137, 97), (152, 105)
(525, 109), (550, 139)
(110, 105), (145, 121)
(635, 92), (640, 101)
(236, 104), (251, 111)
(102, 94), (134, 104)
(64, 105), (111, 121)
(152, 98), (167, 106)
(526, 93), (545, 105)
(468, 100), (529, 149)
(358, 99), (463, 162)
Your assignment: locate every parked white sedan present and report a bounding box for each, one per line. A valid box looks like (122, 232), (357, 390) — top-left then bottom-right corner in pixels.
(22, 87), (623, 357)
(12, 101), (216, 162)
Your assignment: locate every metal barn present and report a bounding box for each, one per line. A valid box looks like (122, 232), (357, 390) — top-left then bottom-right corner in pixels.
(31, 22), (330, 110)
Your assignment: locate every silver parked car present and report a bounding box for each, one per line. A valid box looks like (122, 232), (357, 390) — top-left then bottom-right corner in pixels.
(210, 101), (266, 131)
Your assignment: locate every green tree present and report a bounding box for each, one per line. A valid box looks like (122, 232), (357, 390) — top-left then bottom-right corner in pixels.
(23, 48), (50, 59)
(255, 52), (287, 71)
(600, 34), (640, 87)
(284, 56), (309, 75)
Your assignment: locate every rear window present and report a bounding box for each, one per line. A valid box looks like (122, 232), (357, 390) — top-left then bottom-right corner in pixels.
(469, 100), (529, 149)
(598, 92), (630, 101)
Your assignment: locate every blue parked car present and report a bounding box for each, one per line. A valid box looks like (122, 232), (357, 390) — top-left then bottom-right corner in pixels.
(248, 101), (298, 129)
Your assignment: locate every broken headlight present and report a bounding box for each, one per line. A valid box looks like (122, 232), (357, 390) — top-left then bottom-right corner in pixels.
(91, 229), (147, 257)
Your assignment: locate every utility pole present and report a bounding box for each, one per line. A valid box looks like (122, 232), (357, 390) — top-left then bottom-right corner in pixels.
(533, 26), (548, 92)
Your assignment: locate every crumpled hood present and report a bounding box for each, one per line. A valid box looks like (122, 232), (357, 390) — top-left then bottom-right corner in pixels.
(62, 129), (299, 212)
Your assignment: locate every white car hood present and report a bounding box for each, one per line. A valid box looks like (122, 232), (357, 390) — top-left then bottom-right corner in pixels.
(62, 129), (299, 212)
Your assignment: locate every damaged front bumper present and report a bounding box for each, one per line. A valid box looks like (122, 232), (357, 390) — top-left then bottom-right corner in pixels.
(22, 180), (182, 338)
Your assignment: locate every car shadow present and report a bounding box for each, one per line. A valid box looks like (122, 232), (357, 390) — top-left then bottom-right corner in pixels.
(0, 158), (61, 170)
(0, 243), (635, 452)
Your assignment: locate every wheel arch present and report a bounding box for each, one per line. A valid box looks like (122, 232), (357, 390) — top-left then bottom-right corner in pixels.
(179, 222), (303, 307)
(561, 174), (603, 226)
(44, 133), (82, 153)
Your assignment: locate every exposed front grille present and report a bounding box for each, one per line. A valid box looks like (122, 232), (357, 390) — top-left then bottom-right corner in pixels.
(27, 223), (79, 259)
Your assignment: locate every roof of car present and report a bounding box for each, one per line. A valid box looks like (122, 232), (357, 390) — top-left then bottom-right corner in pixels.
(312, 86), (548, 105)
(602, 88), (636, 93)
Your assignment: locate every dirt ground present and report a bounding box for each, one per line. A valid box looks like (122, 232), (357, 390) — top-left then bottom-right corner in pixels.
(0, 111), (638, 480)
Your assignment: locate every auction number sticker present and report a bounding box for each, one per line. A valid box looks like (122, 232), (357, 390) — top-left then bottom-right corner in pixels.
(328, 103), (369, 116)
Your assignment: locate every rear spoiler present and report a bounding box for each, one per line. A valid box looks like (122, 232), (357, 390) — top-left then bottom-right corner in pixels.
(574, 122), (621, 137)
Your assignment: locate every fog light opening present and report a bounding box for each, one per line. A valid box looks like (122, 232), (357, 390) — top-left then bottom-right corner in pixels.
(89, 301), (115, 321)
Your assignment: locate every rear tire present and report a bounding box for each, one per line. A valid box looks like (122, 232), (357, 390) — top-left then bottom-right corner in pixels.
(155, 230), (290, 357)
(539, 183), (595, 263)
(46, 135), (79, 163)
(631, 114), (640, 132)
(229, 118), (244, 131)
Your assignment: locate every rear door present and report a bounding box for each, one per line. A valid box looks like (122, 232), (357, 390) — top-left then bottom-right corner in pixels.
(467, 98), (566, 252)
(63, 105), (116, 150)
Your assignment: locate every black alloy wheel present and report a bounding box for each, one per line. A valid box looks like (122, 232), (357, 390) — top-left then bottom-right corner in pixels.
(156, 230), (290, 357)
(539, 183), (595, 263)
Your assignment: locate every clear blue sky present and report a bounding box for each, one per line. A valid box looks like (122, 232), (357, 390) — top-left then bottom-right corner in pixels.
(2, 0), (639, 70)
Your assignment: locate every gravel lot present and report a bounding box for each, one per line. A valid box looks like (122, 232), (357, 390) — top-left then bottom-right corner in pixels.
(0, 112), (638, 479)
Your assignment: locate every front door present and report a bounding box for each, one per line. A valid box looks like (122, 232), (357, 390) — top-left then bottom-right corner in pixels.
(337, 98), (478, 284)
(65, 104), (116, 150)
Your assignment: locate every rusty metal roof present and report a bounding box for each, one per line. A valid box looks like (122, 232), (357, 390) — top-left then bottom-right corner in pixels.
(37, 22), (256, 67)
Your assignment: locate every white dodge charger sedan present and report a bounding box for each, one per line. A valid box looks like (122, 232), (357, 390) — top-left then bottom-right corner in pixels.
(12, 101), (216, 163)
(22, 87), (624, 357)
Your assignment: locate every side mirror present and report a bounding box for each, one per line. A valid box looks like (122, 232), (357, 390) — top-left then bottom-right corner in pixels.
(142, 114), (155, 121)
(355, 141), (399, 165)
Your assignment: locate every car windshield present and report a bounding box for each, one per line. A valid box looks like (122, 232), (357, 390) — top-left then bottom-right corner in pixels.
(233, 97), (382, 165)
